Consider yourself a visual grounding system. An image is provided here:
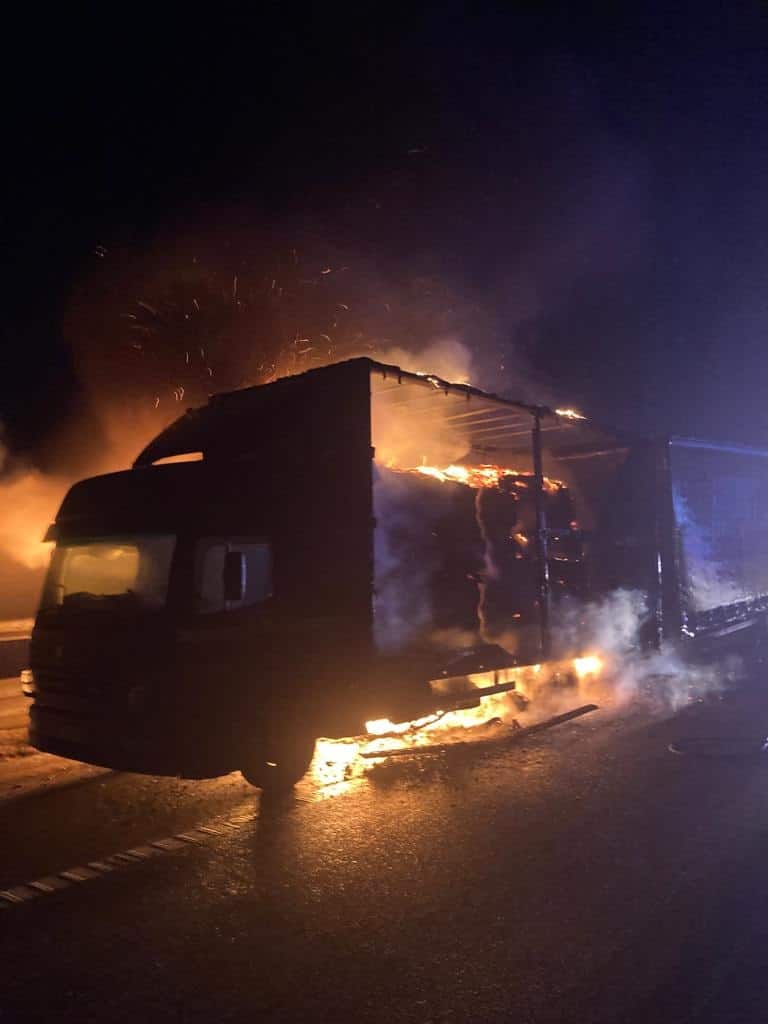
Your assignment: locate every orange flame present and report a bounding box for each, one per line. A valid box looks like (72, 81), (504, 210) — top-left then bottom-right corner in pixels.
(403, 462), (563, 492)
(310, 654), (605, 789)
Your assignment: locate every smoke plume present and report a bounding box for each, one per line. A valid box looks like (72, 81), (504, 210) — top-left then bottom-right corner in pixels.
(551, 589), (728, 711)
(673, 491), (744, 611)
(0, 406), (175, 617)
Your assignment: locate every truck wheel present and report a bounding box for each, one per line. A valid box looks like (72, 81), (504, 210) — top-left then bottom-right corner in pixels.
(240, 729), (316, 793)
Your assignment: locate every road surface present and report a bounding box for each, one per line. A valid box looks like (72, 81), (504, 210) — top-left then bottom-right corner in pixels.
(3, 684), (768, 1022)
(0, 617), (31, 679)
(0, 675), (31, 763)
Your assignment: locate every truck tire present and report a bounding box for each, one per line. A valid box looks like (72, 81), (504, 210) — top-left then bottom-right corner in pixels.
(240, 728), (316, 793)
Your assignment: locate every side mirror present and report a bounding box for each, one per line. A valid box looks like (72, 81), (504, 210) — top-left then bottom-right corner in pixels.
(223, 551), (246, 603)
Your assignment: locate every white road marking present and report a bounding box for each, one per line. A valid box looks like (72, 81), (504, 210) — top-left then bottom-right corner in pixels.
(0, 810), (258, 910)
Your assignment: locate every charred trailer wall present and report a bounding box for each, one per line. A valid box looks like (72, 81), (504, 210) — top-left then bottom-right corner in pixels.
(372, 467), (483, 653)
(371, 467), (586, 662)
(475, 480), (585, 655)
(669, 440), (768, 615)
(538, 443), (665, 645)
(575, 444), (661, 598)
(539, 439), (766, 645)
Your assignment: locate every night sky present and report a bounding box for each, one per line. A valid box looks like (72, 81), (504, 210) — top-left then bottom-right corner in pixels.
(3, 4), (768, 469)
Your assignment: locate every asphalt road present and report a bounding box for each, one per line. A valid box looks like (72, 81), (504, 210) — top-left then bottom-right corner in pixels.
(0, 677), (26, 727)
(0, 676), (31, 763)
(3, 686), (768, 1023)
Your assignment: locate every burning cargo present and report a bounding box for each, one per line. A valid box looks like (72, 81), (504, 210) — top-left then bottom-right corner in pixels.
(372, 462), (583, 656)
(24, 358), (768, 789)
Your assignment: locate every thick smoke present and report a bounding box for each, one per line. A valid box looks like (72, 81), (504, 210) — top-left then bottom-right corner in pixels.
(371, 339), (485, 651)
(551, 589), (728, 711)
(372, 468), (441, 652)
(673, 491), (745, 611)
(0, 465), (62, 571)
(373, 338), (473, 384)
(371, 339), (481, 470)
(0, 427), (65, 615)
(551, 588), (647, 659)
(0, 407), (174, 618)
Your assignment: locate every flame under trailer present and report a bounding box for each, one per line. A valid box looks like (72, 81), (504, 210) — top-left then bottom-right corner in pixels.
(26, 359), (768, 789)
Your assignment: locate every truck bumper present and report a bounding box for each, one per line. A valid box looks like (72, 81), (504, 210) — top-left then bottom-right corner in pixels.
(28, 705), (234, 779)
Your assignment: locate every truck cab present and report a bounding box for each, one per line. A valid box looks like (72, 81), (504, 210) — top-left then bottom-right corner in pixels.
(28, 462), (300, 782)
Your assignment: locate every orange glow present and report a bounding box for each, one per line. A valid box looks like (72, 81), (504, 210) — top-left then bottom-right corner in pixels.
(555, 407), (587, 421)
(363, 694), (513, 741)
(0, 470), (58, 570)
(401, 462), (563, 492)
(310, 737), (362, 789)
(573, 654), (603, 678)
(364, 712), (445, 736)
(152, 452), (203, 465)
(310, 655), (605, 787)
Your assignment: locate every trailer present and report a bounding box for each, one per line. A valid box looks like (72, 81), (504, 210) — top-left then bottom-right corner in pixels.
(24, 359), (768, 789)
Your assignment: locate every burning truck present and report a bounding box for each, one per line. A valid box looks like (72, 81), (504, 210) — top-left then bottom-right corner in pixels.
(24, 358), (768, 789)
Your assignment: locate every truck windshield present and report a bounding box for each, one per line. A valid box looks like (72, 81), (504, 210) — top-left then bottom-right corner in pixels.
(41, 536), (176, 612)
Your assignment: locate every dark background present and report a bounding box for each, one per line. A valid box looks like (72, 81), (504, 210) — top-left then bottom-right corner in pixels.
(2, 3), (768, 471)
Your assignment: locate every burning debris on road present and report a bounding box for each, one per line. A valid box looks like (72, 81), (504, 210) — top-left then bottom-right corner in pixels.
(311, 655), (605, 788)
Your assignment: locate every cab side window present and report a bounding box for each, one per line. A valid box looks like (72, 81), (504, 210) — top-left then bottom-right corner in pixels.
(196, 539), (272, 613)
